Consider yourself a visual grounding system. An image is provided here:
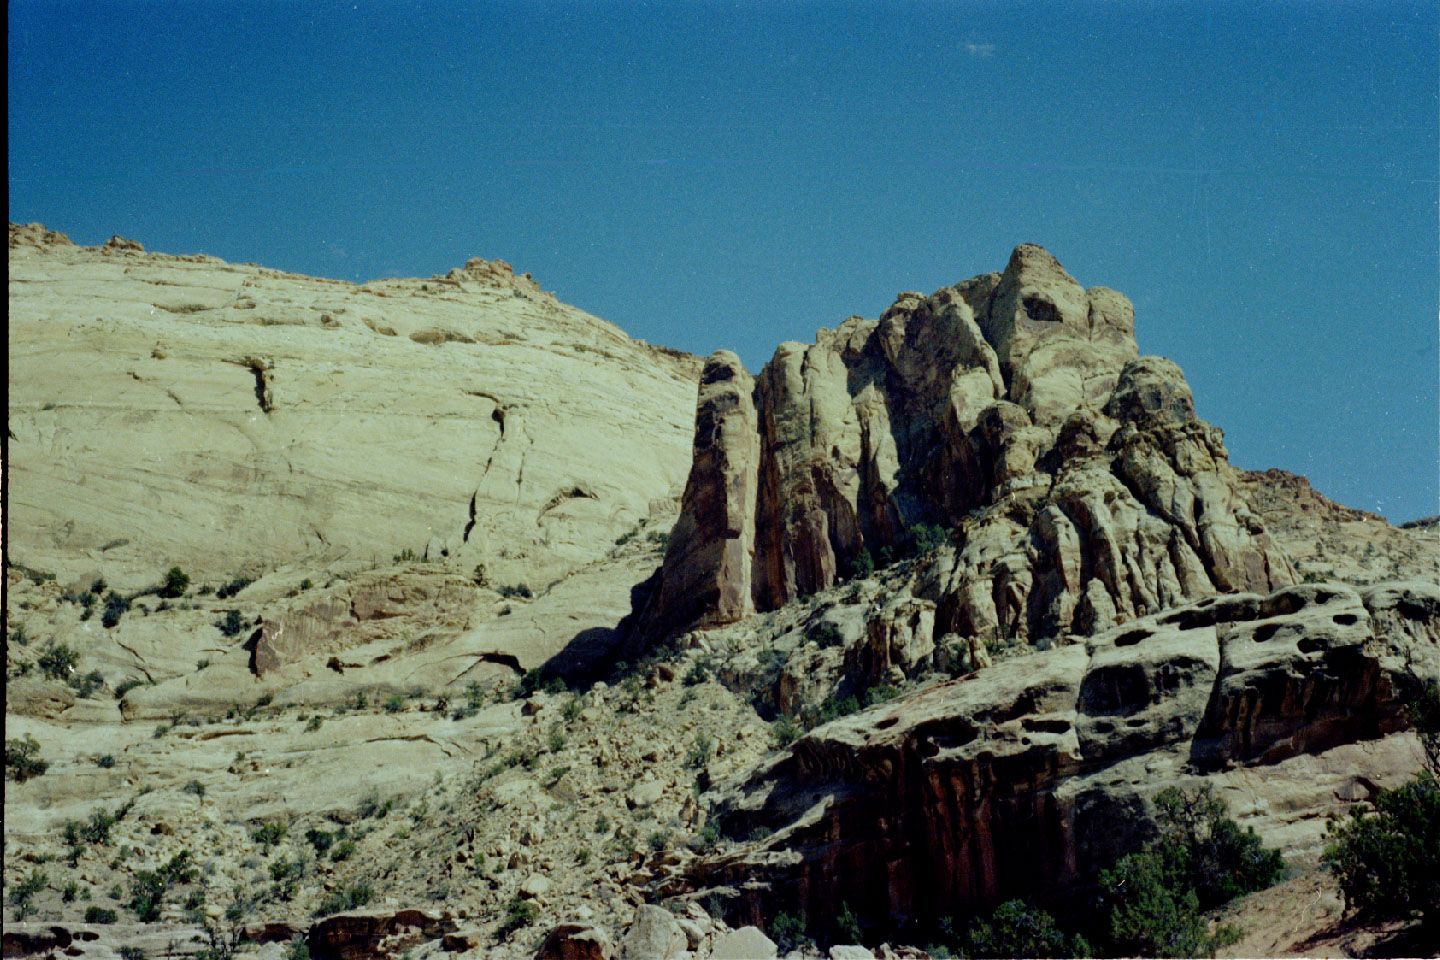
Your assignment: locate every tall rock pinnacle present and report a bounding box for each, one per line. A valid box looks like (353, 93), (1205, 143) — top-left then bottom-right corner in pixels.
(646, 245), (1293, 645)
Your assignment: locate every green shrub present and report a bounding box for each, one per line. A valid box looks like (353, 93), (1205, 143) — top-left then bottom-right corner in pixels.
(692, 822), (721, 853)
(304, 826), (339, 854)
(70, 670), (104, 698)
(1098, 784), (1275, 957)
(383, 693), (405, 714)
(683, 662), (710, 686)
(160, 850), (199, 885)
(835, 901), (863, 944)
(8, 869), (48, 908)
(216, 609), (245, 637)
(815, 694), (862, 724)
(808, 621), (845, 649)
(498, 583), (532, 599)
(96, 754), (116, 768)
(757, 647), (789, 672)
(86, 905), (118, 924)
(648, 830), (671, 852)
(863, 684), (900, 708)
(128, 870), (167, 921)
(316, 882), (372, 916)
(847, 548), (875, 579)
(102, 592), (131, 629)
(910, 523), (948, 555)
(215, 577), (252, 600)
(687, 733), (714, 768)
(251, 821), (288, 853)
(160, 567), (190, 599)
(115, 678), (145, 700)
(1322, 680), (1440, 922)
(965, 900), (1089, 959)
(769, 911), (813, 953)
(329, 840), (357, 863)
(6, 734), (48, 782)
(496, 897), (540, 938)
(772, 715), (802, 748)
(38, 642), (80, 680)
(184, 780), (206, 799)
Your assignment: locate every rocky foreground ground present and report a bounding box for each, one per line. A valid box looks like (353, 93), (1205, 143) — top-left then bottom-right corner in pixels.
(7, 226), (1439, 959)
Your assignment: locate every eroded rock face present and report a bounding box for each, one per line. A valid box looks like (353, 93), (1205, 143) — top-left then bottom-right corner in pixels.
(648, 245), (1292, 643)
(250, 569), (482, 676)
(7, 226), (700, 591)
(307, 908), (457, 960)
(675, 580), (1440, 942)
(652, 352), (761, 632)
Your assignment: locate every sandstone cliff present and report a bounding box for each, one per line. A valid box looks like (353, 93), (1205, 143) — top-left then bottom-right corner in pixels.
(8, 223), (701, 594)
(648, 245), (1295, 646)
(672, 580), (1440, 942)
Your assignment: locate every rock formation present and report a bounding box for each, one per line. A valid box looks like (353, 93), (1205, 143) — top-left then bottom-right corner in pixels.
(673, 580), (1440, 941)
(648, 245), (1295, 645)
(7, 228), (1436, 959)
(7, 223), (701, 594)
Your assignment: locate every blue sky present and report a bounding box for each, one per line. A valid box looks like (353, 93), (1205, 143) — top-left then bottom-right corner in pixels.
(9, 0), (1437, 520)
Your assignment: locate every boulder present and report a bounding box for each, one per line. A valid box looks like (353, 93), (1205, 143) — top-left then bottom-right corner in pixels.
(710, 926), (778, 960)
(618, 904), (685, 960)
(536, 923), (615, 960)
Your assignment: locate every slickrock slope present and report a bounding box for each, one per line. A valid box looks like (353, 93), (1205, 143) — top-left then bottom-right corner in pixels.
(648, 245), (1295, 645)
(8, 223), (701, 593)
(1238, 468), (1440, 586)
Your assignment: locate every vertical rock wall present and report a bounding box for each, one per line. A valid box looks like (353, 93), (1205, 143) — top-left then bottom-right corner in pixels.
(649, 245), (1293, 643)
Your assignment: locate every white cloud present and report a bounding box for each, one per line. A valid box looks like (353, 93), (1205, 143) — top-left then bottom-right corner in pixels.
(964, 42), (995, 58)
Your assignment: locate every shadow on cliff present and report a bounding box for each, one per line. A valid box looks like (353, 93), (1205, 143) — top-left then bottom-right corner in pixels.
(531, 570), (663, 688)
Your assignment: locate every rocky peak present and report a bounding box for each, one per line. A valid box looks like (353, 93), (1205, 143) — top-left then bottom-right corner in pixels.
(431, 255), (548, 298)
(8, 221), (74, 248)
(645, 245), (1293, 644)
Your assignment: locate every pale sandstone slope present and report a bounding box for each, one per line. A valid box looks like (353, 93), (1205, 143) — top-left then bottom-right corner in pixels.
(8, 224), (701, 594)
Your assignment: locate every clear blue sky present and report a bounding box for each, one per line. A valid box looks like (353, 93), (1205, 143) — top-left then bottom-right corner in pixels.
(10, 1), (1438, 521)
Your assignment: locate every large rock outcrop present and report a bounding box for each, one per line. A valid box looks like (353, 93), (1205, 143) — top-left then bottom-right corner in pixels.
(648, 245), (1292, 644)
(673, 580), (1440, 942)
(7, 224), (701, 592)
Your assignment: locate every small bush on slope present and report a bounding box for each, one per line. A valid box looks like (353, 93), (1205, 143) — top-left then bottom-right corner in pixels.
(1323, 678), (1440, 923)
(1098, 784), (1280, 957)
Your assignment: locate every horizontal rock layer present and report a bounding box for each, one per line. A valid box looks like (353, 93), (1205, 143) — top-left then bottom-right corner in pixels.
(675, 580), (1440, 941)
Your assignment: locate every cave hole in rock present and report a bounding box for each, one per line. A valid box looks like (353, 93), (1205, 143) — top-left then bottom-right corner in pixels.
(1021, 295), (1062, 324)
(1114, 628), (1152, 647)
(1158, 608), (1213, 631)
(1296, 637), (1327, 654)
(1332, 613), (1359, 626)
(1253, 622), (1283, 642)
